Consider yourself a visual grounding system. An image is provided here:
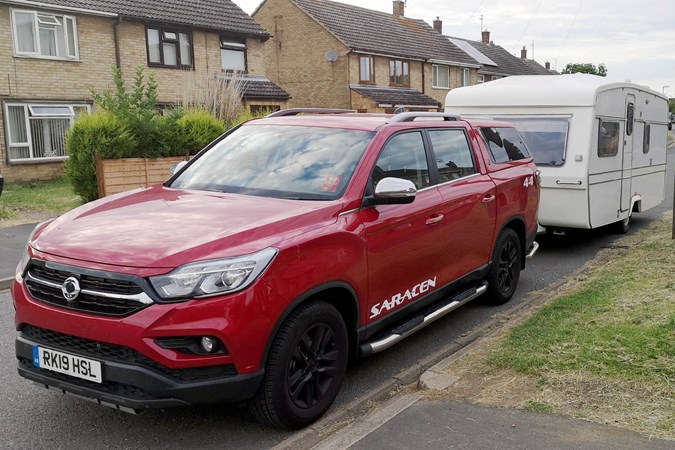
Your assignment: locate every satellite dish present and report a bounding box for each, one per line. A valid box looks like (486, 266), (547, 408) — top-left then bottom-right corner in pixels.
(325, 51), (338, 62)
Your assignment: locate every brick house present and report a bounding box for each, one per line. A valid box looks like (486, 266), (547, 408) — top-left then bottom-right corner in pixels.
(253, 0), (482, 113)
(0, 0), (289, 183)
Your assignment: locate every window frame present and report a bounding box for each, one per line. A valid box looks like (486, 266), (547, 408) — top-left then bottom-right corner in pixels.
(359, 55), (374, 84)
(461, 68), (471, 86)
(4, 102), (91, 163)
(389, 59), (410, 87)
(220, 36), (247, 73)
(432, 64), (449, 89)
(477, 74), (485, 84)
(10, 8), (79, 60)
(146, 25), (194, 69)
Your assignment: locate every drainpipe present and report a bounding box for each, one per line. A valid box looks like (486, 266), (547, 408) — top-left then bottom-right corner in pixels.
(113, 16), (122, 69)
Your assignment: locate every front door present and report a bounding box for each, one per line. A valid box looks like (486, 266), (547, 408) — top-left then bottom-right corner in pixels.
(361, 131), (447, 323)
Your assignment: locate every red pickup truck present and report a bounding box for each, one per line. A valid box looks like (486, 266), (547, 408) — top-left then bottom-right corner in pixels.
(12, 111), (539, 429)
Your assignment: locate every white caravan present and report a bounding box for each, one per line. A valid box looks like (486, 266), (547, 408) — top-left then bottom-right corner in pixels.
(445, 74), (669, 233)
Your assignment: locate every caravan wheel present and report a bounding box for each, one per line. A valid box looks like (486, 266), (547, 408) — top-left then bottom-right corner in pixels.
(614, 215), (631, 234)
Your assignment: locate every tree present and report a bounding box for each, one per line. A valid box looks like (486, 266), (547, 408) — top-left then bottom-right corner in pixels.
(561, 63), (607, 77)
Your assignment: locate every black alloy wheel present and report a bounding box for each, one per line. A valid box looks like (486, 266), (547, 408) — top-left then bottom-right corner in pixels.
(485, 228), (521, 304)
(250, 300), (348, 429)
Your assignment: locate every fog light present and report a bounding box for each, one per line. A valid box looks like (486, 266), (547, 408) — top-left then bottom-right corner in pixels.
(201, 336), (216, 353)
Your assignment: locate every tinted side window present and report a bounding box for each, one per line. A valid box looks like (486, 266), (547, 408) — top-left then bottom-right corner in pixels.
(643, 123), (650, 154)
(598, 121), (620, 157)
(427, 129), (476, 182)
(480, 127), (530, 163)
(372, 132), (429, 190)
(626, 103), (634, 136)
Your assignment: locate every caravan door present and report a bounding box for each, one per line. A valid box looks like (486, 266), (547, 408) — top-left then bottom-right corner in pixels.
(621, 95), (635, 212)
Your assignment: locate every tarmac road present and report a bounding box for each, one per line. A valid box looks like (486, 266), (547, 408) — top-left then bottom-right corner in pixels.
(0, 146), (672, 449)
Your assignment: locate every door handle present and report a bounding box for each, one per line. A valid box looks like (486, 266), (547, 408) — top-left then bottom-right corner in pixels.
(482, 194), (496, 203)
(425, 214), (444, 225)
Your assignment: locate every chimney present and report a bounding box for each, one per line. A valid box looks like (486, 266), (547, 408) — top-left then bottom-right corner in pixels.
(521, 46), (527, 59)
(433, 17), (442, 33)
(393, 0), (404, 17)
(481, 30), (490, 44)
(545, 61), (551, 70)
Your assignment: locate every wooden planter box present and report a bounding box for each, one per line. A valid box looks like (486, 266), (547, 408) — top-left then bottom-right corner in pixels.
(96, 156), (188, 198)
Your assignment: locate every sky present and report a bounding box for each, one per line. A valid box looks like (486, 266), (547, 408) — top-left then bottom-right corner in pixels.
(233, 0), (675, 98)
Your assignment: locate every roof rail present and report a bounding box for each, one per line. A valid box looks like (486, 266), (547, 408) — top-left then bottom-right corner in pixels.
(386, 112), (461, 123)
(266, 108), (356, 117)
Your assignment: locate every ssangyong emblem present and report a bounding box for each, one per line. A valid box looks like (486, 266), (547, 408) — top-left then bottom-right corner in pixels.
(61, 277), (81, 302)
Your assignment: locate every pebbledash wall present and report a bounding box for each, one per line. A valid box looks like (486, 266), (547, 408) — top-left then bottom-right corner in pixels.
(0, 5), (268, 183)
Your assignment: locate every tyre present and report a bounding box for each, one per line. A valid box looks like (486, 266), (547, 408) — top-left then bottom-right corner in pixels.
(485, 228), (521, 305)
(250, 301), (348, 429)
(614, 214), (631, 234)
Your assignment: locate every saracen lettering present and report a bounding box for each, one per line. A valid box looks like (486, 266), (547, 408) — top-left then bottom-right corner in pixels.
(369, 277), (437, 319)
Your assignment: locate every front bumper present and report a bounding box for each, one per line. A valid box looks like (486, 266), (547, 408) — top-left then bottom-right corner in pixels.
(16, 326), (264, 411)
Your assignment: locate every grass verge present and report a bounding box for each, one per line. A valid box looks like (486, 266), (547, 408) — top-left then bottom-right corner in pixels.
(0, 178), (81, 228)
(437, 214), (675, 440)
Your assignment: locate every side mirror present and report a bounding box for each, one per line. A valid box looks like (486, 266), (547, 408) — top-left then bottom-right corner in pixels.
(171, 161), (188, 176)
(365, 177), (417, 205)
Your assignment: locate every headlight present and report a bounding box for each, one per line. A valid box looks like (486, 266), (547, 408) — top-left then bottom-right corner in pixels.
(149, 247), (278, 300)
(16, 219), (54, 278)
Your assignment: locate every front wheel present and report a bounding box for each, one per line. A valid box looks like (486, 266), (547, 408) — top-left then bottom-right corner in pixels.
(250, 301), (348, 429)
(485, 228), (521, 305)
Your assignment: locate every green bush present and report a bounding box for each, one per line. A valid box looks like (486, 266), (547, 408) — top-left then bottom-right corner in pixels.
(64, 113), (136, 202)
(177, 109), (226, 155)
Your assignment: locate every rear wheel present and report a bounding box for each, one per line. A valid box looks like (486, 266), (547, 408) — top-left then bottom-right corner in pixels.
(485, 228), (521, 305)
(614, 214), (631, 234)
(250, 301), (348, 429)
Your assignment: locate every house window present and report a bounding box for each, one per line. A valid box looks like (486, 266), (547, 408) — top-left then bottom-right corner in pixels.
(491, 75), (502, 81)
(389, 59), (410, 86)
(4, 103), (89, 162)
(147, 27), (193, 68)
(11, 9), (78, 59)
(462, 68), (470, 86)
(477, 74), (485, 83)
(221, 37), (246, 72)
(359, 56), (374, 83)
(432, 65), (449, 89)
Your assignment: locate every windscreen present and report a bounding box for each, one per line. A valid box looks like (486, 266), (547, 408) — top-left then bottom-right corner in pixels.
(170, 124), (374, 200)
(497, 118), (569, 166)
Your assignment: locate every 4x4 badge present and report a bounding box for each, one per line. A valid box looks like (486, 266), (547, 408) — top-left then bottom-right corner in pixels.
(62, 277), (81, 302)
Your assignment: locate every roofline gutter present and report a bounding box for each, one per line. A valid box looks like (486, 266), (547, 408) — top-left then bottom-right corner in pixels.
(3, 0), (118, 17)
(352, 50), (426, 63)
(378, 103), (440, 109)
(428, 59), (481, 69)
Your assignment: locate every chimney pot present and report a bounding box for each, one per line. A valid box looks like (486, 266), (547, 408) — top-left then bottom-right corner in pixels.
(545, 61), (551, 70)
(433, 17), (442, 33)
(521, 46), (527, 59)
(393, 0), (404, 17)
(481, 30), (490, 44)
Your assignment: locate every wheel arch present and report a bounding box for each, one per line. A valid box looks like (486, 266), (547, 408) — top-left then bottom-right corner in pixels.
(496, 216), (527, 269)
(260, 282), (361, 369)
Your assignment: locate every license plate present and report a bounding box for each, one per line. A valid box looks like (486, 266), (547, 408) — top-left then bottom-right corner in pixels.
(33, 346), (102, 384)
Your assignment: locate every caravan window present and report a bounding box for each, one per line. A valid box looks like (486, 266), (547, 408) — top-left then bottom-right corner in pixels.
(626, 103), (634, 136)
(598, 121), (620, 158)
(643, 123), (651, 154)
(498, 118), (568, 166)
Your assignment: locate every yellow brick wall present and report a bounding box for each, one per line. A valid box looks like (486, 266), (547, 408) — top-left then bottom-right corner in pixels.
(253, 0), (351, 108)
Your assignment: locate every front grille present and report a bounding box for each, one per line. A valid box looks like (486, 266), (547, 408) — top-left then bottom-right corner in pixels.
(25, 261), (151, 317)
(22, 325), (237, 383)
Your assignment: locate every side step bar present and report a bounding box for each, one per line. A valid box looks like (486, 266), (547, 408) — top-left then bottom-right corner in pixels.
(526, 241), (539, 259)
(359, 283), (488, 357)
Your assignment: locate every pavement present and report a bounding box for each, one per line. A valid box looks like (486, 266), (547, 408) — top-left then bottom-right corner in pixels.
(3, 154), (675, 450)
(0, 222), (35, 290)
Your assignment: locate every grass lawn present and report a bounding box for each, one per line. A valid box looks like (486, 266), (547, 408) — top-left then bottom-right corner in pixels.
(439, 215), (675, 440)
(0, 178), (82, 226)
